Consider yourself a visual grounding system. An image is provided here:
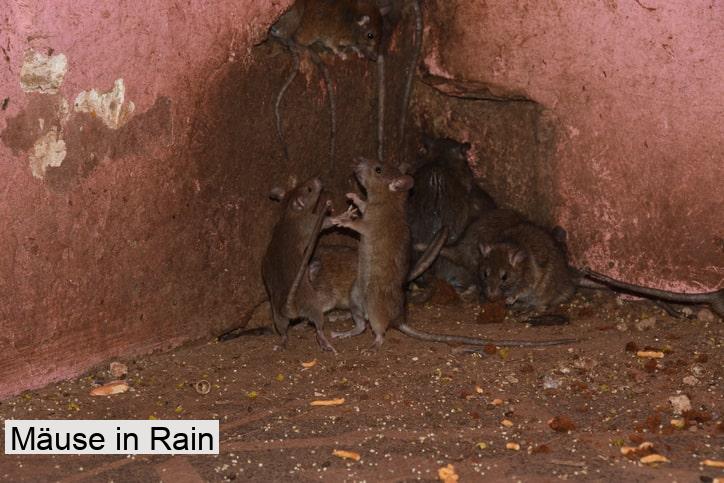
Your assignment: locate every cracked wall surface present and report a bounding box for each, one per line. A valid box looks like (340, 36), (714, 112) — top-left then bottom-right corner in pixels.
(415, 0), (724, 292)
(2, 0), (721, 399)
(0, 0), (402, 399)
(0, 0), (296, 399)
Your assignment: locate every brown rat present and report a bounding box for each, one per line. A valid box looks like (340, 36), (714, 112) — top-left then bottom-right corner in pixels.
(218, 199), (447, 345)
(415, 209), (577, 320)
(417, 209), (525, 292)
(305, 225), (448, 340)
(271, 0), (386, 170)
(478, 222), (576, 312)
(331, 157), (576, 350)
(407, 136), (497, 290)
(293, 0), (384, 60)
(409, 135), (496, 247)
(261, 177), (337, 352)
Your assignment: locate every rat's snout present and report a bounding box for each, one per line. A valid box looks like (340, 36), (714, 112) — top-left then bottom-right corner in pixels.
(485, 286), (502, 302)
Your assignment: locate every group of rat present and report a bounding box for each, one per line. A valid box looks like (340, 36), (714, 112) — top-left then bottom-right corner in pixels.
(226, 135), (722, 353)
(219, 0), (722, 353)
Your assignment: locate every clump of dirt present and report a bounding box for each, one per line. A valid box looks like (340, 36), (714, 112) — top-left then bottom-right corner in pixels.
(0, 289), (721, 482)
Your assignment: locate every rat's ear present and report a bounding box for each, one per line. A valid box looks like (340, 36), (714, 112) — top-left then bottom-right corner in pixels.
(308, 258), (321, 283)
(460, 142), (471, 156)
(269, 187), (286, 202)
(479, 243), (492, 257)
(357, 15), (370, 26)
(509, 249), (527, 267)
(398, 162), (412, 175)
(389, 174), (414, 192)
(379, 4), (392, 15)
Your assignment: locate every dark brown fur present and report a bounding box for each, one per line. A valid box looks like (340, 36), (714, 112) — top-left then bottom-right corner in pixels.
(261, 177), (337, 352)
(408, 137), (497, 289)
(479, 223), (576, 312)
(419, 209), (576, 313)
(219, 216), (446, 345)
(408, 136), (496, 247)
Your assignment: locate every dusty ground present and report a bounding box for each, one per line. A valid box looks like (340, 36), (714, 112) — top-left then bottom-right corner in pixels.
(0, 288), (722, 482)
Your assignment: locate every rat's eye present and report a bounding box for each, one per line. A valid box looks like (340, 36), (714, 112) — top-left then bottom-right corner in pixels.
(482, 269), (490, 279)
(367, 32), (375, 40)
(307, 186), (312, 193)
(501, 271), (508, 281)
(374, 166), (382, 174)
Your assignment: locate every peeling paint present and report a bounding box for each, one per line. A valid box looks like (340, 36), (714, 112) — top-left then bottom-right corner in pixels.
(74, 79), (135, 129)
(20, 50), (69, 94)
(29, 127), (67, 178)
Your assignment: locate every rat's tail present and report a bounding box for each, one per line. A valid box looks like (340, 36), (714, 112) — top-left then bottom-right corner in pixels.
(218, 298), (270, 342)
(407, 226), (449, 282)
(396, 322), (576, 347)
(580, 268), (723, 316)
(274, 46), (300, 162)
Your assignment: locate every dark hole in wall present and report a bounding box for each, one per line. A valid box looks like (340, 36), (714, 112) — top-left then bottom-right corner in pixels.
(412, 77), (561, 228)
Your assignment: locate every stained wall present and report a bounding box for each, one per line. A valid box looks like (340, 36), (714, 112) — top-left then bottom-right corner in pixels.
(415, 0), (724, 291)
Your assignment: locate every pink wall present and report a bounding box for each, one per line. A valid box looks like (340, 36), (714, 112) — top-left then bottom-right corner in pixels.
(0, 0), (292, 399)
(1, 0), (721, 399)
(419, 0), (723, 291)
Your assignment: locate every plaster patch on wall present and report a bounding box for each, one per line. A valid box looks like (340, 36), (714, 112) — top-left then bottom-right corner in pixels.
(20, 50), (68, 94)
(424, 44), (453, 80)
(29, 127), (67, 179)
(74, 79), (135, 129)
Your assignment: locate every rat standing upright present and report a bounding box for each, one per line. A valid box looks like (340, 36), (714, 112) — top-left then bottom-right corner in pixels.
(261, 177), (337, 352)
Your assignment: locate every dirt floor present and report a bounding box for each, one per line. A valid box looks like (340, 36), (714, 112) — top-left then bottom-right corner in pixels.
(0, 287), (722, 482)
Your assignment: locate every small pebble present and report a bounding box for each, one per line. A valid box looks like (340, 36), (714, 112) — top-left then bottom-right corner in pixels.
(697, 308), (716, 323)
(669, 395), (692, 415)
(683, 376), (700, 386)
(543, 374), (562, 389)
(109, 362), (128, 379)
(573, 357), (598, 370)
(635, 316), (657, 331)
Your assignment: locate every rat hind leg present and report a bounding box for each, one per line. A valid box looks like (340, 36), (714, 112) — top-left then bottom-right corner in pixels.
(272, 309), (291, 351)
(362, 305), (396, 354)
(304, 307), (338, 354)
(331, 283), (367, 339)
